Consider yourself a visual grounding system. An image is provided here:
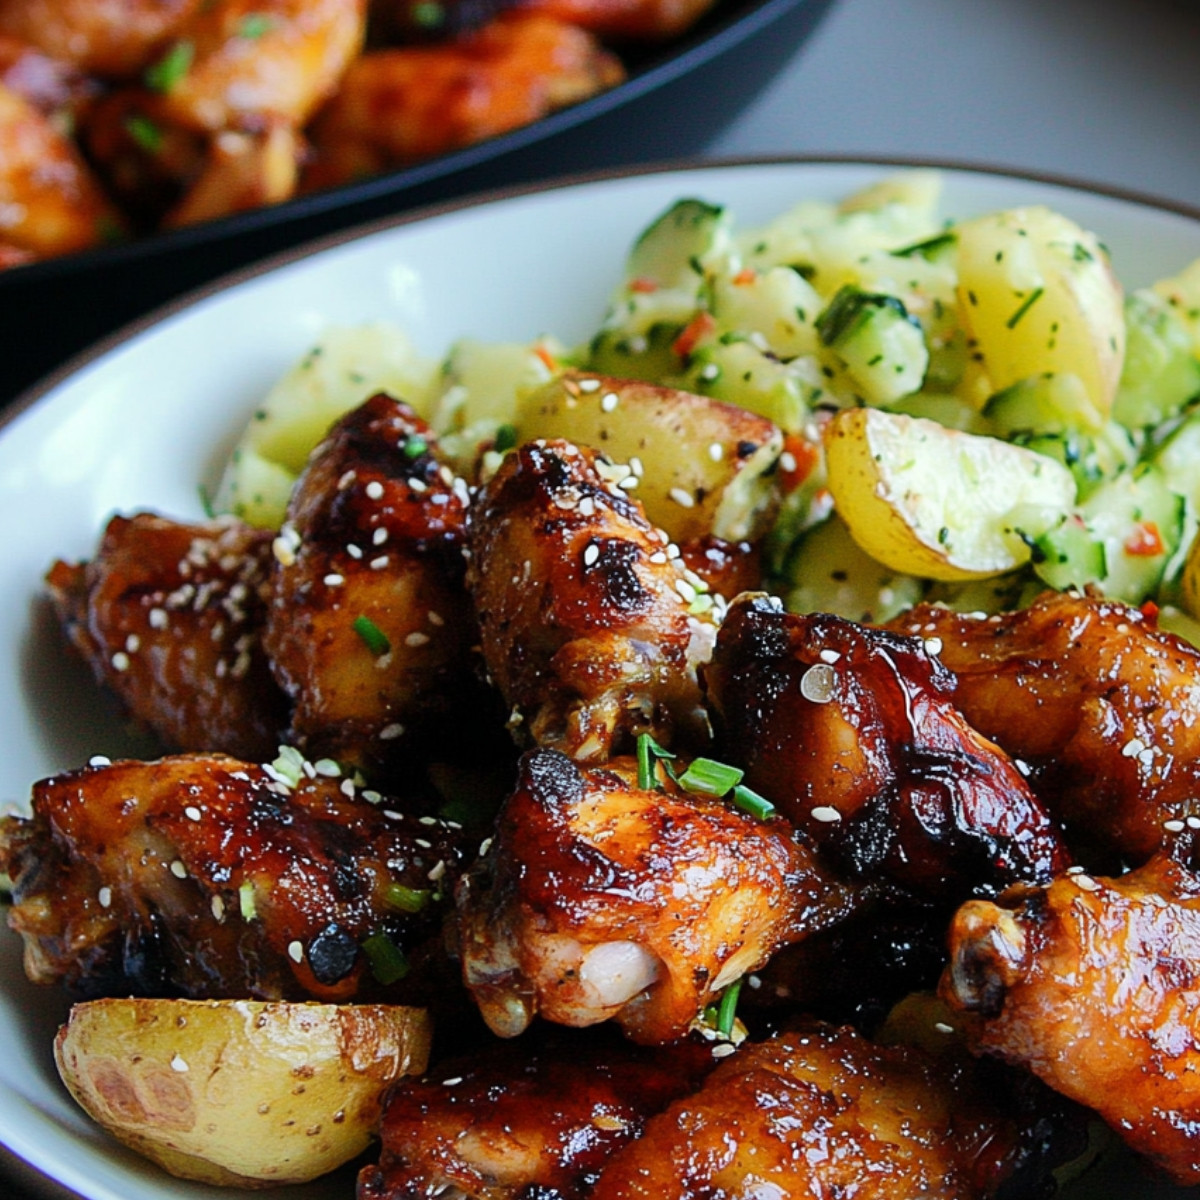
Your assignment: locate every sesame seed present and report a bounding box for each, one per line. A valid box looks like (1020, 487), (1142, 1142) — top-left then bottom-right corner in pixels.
(380, 723), (405, 740)
(170, 1055), (189, 1073)
(340, 778), (356, 797)
(346, 543), (363, 559)
(648, 551), (668, 564)
(405, 631), (430, 648)
(924, 637), (943, 656)
(370, 555), (389, 570)
(362, 789), (383, 804)
(1187, 817), (1200, 830)
(415, 838), (432, 849)
(97, 886), (112, 908)
(211, 895), (225, 921)
(669, 487), (695, 508)
(427, 611), (444, 626)
(674, 578), (698, 604)
(1073, 874), (1100, 892)
(578, 378), (601, 392)
(409, 477), (428, 494)
(711, 1043), (736, 1058)
(583, 543), (600, 568)
(169, 860), (188, 879)
(373, 527), (389, 546)
(184, 805), (202, 821)
(818, 649), (841, 664)
(708, 443), (724, 462)
(383, 809), (404, 821)
(125, 634), (140, 653)
(288, 940), (304, 963)
(324, 573), (345, 587)
(428, 860), (447, 882)
(934, 1022), (955, 1034)
(148, 607), (168, 630)
(442, 1076), (463, 1086)
(111, 652), (130, 672)
(600, 392), (619, 412)
(88, 755), (112, 767)
(810, 806), (842, 823)
(578, 496), (596, 517)
(700, 363), (720, 381)
(337, 470), (357, 490)
(1164, 819), (1186, 832)
(629, 456), (644, 478)
(366, 481), (385, 500)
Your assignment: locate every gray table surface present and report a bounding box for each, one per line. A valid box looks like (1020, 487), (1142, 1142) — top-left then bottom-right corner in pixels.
(5, 1), (1200, 1197)
(711, 0), (1200, 210)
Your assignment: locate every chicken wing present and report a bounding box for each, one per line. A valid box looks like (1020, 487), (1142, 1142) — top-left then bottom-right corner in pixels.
(456, 748), (862, 1044)
(45, 512), (289, 763)
(888, 590), (1200, 867)
(0, 753), (467, 1006)
(941, 853), (1200, 1185)
(360, 1028), (714, 1200)
(704, 594), (1070, 902)
(589, 1021), (1048, 1200)
(302, 13), (622, 188)
(465, 438), (714, 762)
(264, 391), (488, 777)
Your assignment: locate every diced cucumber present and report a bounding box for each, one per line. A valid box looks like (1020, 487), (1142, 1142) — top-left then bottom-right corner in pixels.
(781, 513), (926, 623)
(1044, 464), (1186, 603)
(1150, 405), (1200, 507)
(627, 199), (731, 290)
(586, 323), (684, 383)
(889, 391), (990, 434)
(1031, 513), (1107, 592)
(815, 286), (929, 406)
(707, 264), (822, 359)
(679, 339), (824, 432)
(1112, 289), (1200, 429)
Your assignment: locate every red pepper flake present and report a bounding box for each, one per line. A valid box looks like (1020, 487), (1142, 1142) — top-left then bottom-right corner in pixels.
(672, 312), (717, 359)
(732, 267), (757, 285)
(534, 343), (557, 372)
(1124, 521), (1164, 558)
(629, 277), (659, 294)
(778, 433), (820, 492)
(1140, 599), (1160, 625)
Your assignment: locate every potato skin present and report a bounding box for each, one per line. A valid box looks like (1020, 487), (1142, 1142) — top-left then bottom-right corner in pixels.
(54, 998), (431, 1187)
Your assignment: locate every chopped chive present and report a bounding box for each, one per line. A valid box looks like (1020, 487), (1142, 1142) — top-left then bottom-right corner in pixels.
(716, 977), (743, 1036)
(493, 423), (518, 453)
(676, 757), (744, 797)
(237, 13), (275, 38)
(362, 931), (410, 984)
(636, 732), (676, 790)
(891, 231), (956, 259)
(353, 615), (391, 657)
(383, 883), (431, 914)
(403, 434), (428, 459)
(1005, 286), (1044, 329)
(731, 784), (775, 821)
(124, 113), (163, 153)
(144, 40), (194, 93)
(198, 482), (216, 519)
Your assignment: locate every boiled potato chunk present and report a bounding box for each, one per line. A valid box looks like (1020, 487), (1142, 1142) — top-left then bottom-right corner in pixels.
(824, 407), (1076, 581)
(955, 206), (1125, 416)
(516, 370), (783, 544)
(55, 998), (431, 1188)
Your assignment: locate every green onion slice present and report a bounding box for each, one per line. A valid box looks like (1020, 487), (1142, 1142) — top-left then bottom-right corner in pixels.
(383, 883), (431, 914)
(731, 784), (776, 820)
(493, 423), (519, 453)
(636, 732), (676, 790)
(144, 40), (194, 93)
(676, 757), (744, 797)
(353, 615), (391, 657)
(362, 931), (410, 985)
(716, 977), (743, 1036)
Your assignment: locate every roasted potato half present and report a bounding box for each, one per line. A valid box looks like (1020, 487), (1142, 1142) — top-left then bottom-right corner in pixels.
(54, 998), (431, 1188)
(516, 370), (783, 544)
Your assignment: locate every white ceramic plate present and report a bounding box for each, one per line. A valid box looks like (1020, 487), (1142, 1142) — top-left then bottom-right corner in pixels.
(3, 159), (1200, 1200)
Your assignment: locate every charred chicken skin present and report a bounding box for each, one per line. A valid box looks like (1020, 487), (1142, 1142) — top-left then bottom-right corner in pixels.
(465, 438), (714, 762)
(0, 753), (466, 1005)
(942, 853), (1200, 1186)
(456, 747), (863, 1045)
(588, 1021), (1040, 1200)
(359, 1028), (714, 1200)
(704, 594), (1070, 902)
(888, 590), (1200, 867)
(45, 513), (289, 763)
(264, 392), (485, 776)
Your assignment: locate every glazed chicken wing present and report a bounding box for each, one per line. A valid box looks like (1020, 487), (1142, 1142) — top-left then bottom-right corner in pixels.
(704, 594), (1070, 901)
(589, 1021), (1045, 1200)
(456, 748), (862, 1044)
(45, 512), (289, 763)
(0, 753), (466, 1005)
(264, 391), (487, 776)
(942, 853), (1200, 1185)
(888, 590), (1200, 866)
(302, 13), (622, 188)
(359, 1029), (714, 1200)
(466, 438), (714, 762)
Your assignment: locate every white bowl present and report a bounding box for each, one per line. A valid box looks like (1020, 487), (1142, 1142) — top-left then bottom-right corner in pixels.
(4, 158), (1200, 1200)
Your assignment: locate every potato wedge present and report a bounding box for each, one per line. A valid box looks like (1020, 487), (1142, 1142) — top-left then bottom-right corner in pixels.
(955, 206), (1125, 416)
(55, 998), (431, 1188)
(824, 407), (1076, 581)
(516, 370), (783, 544)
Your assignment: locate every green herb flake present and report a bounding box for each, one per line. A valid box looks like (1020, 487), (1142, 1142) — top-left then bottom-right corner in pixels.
(124, 113), (163, 153)
(716, 977), (744, 1036)
(383, 883), (432, 914)
(354, 615), (391, 657)
(411, 1), (445, 27)
(731, 784), (775, 821)
(1006, 286), (1045, 329)
(362, 931), (410, 984)
(493, 423), (519, 453)
(677, 757), (744, 797)
(636, 732), (676, 790)
(198, 482), (216, 519)
(238, 12), (275, 38)
(144, 40), (194, 93)
(404, 434), (429, 459)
